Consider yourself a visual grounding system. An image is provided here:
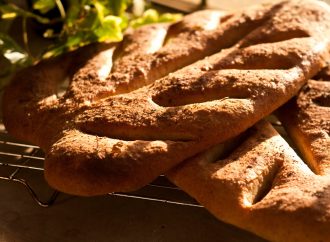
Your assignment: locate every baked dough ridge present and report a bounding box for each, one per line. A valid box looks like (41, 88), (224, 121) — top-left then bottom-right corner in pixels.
(2, 0), (330, 195)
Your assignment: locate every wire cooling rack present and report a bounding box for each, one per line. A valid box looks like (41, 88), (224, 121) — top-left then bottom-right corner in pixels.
(0, 123), (201, 208)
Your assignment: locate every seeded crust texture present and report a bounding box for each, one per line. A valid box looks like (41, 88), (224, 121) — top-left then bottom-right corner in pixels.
(167, 120), (330, 242)
(167, 53), (330, 242)
(3, 0), (330, 195)
(278, 80), (330, 174)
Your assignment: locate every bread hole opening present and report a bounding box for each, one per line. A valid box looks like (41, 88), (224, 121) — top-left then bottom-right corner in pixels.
(239, 29), (310, 48)
(313, 94), (330, 107)
(56, 77), (70, 98)
(79, 127), (195, 142)
(152, 73), (250, 107)
(313, 66), (330, 81)
(152, 91), (248, 107)
(274, 111), (320, 175)
(267, 114), (309, 162)
(214, 129), (252, 162)
(56, 43), (115, 101)
(163, 12), (233, 46)
(213, 52), (296, 70)
(252, 162), (280, 204)
(202, 128), (253, 165)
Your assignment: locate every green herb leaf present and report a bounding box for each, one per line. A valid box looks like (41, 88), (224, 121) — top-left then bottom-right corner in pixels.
(33, 0), (56, 14)
(94, 15), (123, 41)
(108, 0), (131, 16)
(0, 33), (31, 66)
(0, 0), (182, 80)
(65, 0), (81, 27)
(94, 0), (107, 21)
(130, 9), (182, 28)
(0, 4), (50, 24)
(159, 13), (182, 23)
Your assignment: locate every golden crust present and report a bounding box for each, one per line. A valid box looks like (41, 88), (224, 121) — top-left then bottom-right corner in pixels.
(167, 121), (330, 242)
(278, 80), (330, 174)
(3, 0), (330, 195)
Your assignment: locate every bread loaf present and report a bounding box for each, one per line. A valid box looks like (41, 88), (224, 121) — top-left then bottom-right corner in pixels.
(3, 0), (330, 195)
(167, 120), (330, 242)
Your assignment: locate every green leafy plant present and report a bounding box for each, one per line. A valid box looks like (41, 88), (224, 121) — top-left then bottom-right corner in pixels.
(0, 0), (181, 85)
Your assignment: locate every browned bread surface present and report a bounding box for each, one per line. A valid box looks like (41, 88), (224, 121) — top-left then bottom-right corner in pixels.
(278, 80), (330, 174)
(167, 121), (330, 242)
(3, 0), (330, 195)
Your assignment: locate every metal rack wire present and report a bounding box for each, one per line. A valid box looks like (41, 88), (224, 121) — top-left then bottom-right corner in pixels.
(0, 123), (201, 208)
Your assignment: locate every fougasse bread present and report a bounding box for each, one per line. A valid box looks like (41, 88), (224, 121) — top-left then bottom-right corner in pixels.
(278, 80), (330, 175)
(167, 120), (330, 242)
(167, 59), (330, 242)
(3, 0), (330, 195)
